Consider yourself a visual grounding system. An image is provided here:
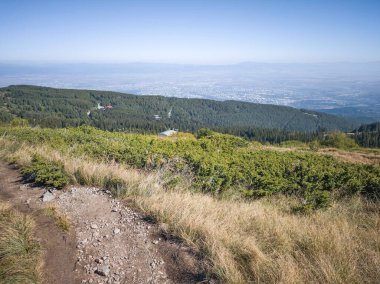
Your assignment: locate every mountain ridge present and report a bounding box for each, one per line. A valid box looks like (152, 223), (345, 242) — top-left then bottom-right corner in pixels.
(0, 85), (360, 133)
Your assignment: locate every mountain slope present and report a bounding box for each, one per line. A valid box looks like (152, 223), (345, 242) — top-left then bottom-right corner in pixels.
(352, 121), (380, 148)
(0, 85), (359, 132)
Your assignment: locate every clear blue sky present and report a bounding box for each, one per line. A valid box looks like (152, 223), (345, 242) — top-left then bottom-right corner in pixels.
(0, 0), (379, 64)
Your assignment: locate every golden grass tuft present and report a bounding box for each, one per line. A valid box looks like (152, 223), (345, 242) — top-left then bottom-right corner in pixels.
(0, 202), (42, 284)
(42, 206), (71, 232)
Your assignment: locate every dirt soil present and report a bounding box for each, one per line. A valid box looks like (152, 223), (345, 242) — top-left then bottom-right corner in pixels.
(0, 161), (214, 284)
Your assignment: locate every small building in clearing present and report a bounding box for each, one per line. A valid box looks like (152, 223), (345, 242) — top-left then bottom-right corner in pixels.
(159, 130), (178, 137)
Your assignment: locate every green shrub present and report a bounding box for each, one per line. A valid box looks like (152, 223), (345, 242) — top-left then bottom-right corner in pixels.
(10, 118), (29, 127)
(21, 155), (69, 188)
(2, 126), (380, 210)
(321, 132), (359, 149)
(196, 128), (215, 139)
(280, 140), (307, 148)
(292, 191), (331, 213)
(308, 140), (321, 151)
(103, 175), (127, 197)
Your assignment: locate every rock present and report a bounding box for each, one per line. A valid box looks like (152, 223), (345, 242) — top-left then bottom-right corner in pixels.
(152, 240), (159, 245)
(90, 224), (98, 229)
(19, 185), (28, 191)
(95, 265), (110, 277)
(42, 191), (55, 202)
(113, 228), (120, 235)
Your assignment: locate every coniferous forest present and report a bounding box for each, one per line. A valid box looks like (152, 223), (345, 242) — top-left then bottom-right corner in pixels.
(1, 85), (379, 147)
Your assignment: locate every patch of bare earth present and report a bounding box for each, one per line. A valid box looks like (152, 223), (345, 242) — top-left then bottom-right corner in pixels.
(262, 146), (380, 165)
(318, 148), (380, 165)
(58, 186), (171, 284)
(0, 161), (213, 284)
(0, 161), (79, 284)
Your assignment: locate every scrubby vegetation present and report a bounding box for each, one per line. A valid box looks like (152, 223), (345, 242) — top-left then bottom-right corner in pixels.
(21, 155), (70, 189)
(0, 125), (379, 283)
(0, 203), (41, 284)
(320, 132), (359, 149)
(2, 125), (379, 208)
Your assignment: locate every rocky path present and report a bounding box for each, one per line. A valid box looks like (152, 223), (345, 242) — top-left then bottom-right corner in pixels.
(0, 161), (213, 284)
(59, 187), (170, 284)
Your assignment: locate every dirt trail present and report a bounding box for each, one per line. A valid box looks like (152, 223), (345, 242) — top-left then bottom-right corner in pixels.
(0, 161), (213, 284)
(0, 161), (79, 284)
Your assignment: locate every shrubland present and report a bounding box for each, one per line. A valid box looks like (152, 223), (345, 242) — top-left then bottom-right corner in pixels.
(0, 125), (379, 283)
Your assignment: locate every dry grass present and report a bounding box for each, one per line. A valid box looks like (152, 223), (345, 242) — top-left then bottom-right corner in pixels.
(0, 202), (42, 284)
(137, 193), (380, 283)
(42, 206), (71, 232)
(1, 138), (379, 283)
(262, 145), (380, 165)
(318, 148), (380, 165)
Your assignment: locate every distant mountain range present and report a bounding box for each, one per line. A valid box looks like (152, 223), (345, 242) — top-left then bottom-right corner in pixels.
(0, 85), (361, 133)
(315, 106), (380, 123)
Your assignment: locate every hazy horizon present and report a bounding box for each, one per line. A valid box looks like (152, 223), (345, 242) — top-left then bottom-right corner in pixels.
(1, 0), (379, 121)
(1, 61), (380, 122)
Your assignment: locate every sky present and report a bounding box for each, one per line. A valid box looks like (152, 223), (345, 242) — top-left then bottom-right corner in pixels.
(0, 0), (379, 64)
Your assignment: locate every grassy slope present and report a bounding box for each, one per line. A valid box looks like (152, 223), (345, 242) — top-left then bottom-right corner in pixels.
(0, 203), (41, 284)
(1, 126), (379, 208)
(0, 126), (379, 283)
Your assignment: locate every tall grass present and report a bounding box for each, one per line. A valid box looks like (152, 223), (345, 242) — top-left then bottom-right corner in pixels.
(0, 203), (41, 284)
(1, 138), (379, 283)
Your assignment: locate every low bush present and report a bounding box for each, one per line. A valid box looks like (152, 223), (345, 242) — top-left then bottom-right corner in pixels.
(2, 126), (380, 209)
(321, 132), (359, 149)
(21, 155), (70, 189)
(103, 175), (128, 197)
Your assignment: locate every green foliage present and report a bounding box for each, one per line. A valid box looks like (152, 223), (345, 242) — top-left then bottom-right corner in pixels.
(293, 190), (331, 213)
(2, 126), (380, 210)
(196, 128), (215, 138)
(0, 85), (358, 134)
(353, 122), (380, 148)
(103, 175), (128, 197)
(279, 140), (308, 148)
(10, 118), (29, 127)
(321, 132), (359, 149)
(21, 155), (69, 189)
(308, 140), (321, 151)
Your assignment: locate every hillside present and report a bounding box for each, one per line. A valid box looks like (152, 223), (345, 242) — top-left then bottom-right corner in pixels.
(353, 121), (380, 148)
(0, 125), (379, 283)
(0, 85), (359, 133)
